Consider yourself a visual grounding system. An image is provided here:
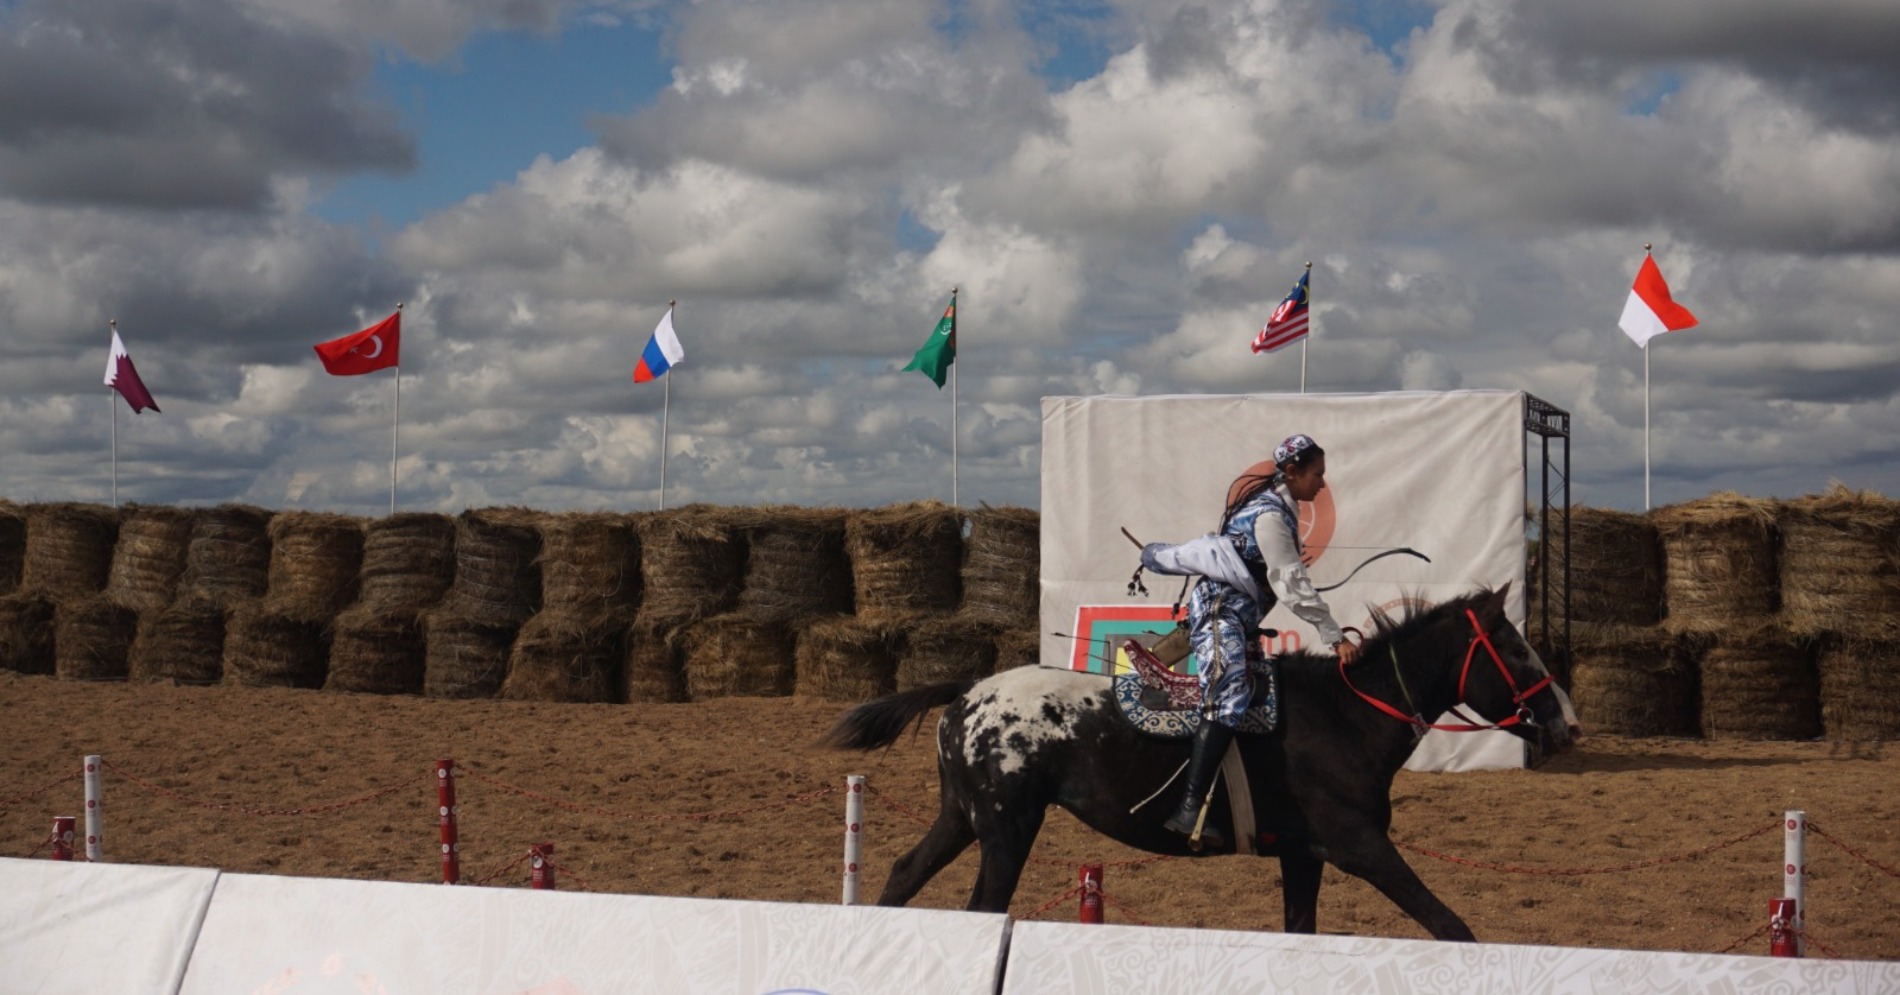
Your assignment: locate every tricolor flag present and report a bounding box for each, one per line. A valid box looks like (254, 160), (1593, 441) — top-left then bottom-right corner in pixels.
(634, 307), (684, 383)
(315, 311), (401, 375)
(1252, 270), (1310, 354)
(901, 296), (957, 388)
(104, 329), (160, 413)
(1619, 254), (1698, 348)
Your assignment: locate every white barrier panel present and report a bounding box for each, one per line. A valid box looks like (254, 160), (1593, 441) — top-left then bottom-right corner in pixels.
(181, 873), (1009, 995)
(0, 857), (218, 995)
(1000, 921), (1900, 995)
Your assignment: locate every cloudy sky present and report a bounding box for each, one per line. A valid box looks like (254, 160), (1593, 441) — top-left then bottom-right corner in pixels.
(4, 0), (1898, 516)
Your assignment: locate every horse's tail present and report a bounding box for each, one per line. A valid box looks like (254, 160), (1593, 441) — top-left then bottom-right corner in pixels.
(825, 681), (974, 751)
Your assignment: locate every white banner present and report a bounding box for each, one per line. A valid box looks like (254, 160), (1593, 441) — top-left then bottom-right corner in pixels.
(0, 858), (218, 995)
(1039, 390), (1530, 770)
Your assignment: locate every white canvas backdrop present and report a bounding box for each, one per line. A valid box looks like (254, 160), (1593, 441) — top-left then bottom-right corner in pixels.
(179, 873), (1009, 995)
(0, 858), (218, 995)
(1039, 390), (1530, 771)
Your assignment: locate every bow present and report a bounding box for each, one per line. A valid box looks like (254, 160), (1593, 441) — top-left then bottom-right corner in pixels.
(1314, 547), (1431, 592)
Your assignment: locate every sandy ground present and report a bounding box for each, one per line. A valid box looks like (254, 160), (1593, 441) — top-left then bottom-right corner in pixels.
(3, 670), (1897, 961)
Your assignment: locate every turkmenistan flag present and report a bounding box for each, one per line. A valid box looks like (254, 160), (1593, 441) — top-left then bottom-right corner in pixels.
(902, 295), (956, 388)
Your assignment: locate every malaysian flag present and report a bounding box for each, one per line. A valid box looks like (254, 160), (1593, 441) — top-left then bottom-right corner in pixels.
(1252, 269), (1311, 354)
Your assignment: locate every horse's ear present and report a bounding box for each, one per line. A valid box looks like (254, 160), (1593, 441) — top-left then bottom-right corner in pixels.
(1480, 582), (1511, 622)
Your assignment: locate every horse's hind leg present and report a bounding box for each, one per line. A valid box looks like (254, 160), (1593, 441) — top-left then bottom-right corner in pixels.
(877, 806), (976, 907)
(968, 806), (1047, 913)
(1280, 851), (1323, 934)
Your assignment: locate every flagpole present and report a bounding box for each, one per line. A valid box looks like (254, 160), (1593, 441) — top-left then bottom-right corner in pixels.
(659, 300), (674, 511)
(950, 287), (959, 508)
(391, 302), (403, 516)
(1641, 244), (1652, 512)
(1299, 261), (1311, 393)
(109, 319), (119, 508)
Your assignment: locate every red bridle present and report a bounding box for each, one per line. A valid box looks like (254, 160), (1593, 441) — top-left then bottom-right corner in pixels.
(1341, 608), (1554, 734)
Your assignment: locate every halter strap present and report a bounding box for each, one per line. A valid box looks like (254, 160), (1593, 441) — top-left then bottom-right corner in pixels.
(1339, 608), (1554, 733)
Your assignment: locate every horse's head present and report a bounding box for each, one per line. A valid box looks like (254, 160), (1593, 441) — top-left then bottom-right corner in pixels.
(1453, 583), (1581, 755)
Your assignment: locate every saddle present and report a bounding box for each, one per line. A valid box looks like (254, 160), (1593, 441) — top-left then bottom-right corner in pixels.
(1112, 637), (1279, 739)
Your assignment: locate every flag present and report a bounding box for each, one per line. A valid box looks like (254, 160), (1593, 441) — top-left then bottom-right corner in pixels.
(315, 311), (400, 375)
(902, 297), (956, 388)
(633, 308), (684, 383)
(104, 330), (160, 413)
(1619, 254), (1699, 348)
(1252, 270), (1310, 354)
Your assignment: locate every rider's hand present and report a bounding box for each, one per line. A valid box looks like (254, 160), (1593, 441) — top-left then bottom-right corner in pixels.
(1333, 639), (1360, 667)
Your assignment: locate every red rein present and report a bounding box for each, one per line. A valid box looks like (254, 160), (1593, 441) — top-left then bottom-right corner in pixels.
(1342, 609), (1552, 733)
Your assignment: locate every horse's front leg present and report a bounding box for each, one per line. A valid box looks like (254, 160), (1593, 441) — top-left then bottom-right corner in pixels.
(1279, 851), (1323, 934)
(1325, 830), (1475, 942)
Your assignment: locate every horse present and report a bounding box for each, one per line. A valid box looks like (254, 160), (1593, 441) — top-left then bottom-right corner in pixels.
(827, 584), (1580, 941)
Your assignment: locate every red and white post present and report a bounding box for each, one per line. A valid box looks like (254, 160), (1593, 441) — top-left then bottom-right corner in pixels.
(436, 759), (461, 884)
(842, 775), (865, 905)
(1783, 809), (1806, 956)
(531, 843), (556, 890)
(1078, 864), (1105, 924)
(50, 816), (75, 860)
(84, 755), (102, 861)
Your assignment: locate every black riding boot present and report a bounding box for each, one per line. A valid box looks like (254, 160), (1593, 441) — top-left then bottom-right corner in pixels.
(1163, 719), (1235, 850)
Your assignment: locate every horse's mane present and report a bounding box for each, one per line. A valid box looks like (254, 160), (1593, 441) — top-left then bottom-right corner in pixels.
(1274, 587), (1496, 681)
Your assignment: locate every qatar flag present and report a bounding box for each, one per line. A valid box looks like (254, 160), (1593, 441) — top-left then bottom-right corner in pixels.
(104, 330), (160, 413)
(315, 311), (401, 375)
(1619, 255), (1699, 348)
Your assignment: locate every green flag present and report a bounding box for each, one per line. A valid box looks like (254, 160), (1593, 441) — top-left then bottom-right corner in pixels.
(902, 296), (957, 388)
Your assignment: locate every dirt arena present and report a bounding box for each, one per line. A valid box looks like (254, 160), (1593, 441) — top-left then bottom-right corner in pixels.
(3, 670), (1897, 961)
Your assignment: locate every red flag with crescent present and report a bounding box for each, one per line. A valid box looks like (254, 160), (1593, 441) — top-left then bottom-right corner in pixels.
(315, 311), (401, 375)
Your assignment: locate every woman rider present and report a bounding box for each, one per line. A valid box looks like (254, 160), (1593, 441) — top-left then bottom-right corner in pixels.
(1161, 433), (1361, 849)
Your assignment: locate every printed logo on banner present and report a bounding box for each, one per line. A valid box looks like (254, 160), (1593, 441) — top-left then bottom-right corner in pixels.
(1066, 604), (1306, 675)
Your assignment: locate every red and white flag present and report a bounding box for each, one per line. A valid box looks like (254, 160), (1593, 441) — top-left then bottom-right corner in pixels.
(315, 311), (401, 375)
(104, 329), (160, 413)
(1252, 269), (1311, 354)
(1619, 255), (1698, 348)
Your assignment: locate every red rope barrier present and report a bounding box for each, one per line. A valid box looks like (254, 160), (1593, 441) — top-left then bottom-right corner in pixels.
(1096, 889), (1153, 927)
(862, 784), (935, 828)
(0, 768), (84, 811)
(461, 768), (836, 822)
(546, 859), (594, 892)
(1716, 922), (1771, 955)
(1025, 884), (1083, 918)
(1808, 822), (1900, 881)
(1396, 822), (1778, 876)
(101, 760), (417, 816)
(468, 850), (534, 887)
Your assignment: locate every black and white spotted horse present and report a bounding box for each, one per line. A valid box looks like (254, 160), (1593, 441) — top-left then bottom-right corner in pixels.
(828, 584), (1580, 941)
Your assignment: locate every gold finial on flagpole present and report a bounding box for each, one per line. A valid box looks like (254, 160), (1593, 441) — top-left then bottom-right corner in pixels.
(669, 299), (676, 308)
(951, 286), (958, 296)
(1644, 243), (1652, 253)
(109, 318), (117, 330)
(396, 302), (404, 312)
(1304, 261), (1312, 270)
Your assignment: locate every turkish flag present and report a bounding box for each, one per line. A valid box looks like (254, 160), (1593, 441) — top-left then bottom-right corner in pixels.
(314, 311), (400, 375)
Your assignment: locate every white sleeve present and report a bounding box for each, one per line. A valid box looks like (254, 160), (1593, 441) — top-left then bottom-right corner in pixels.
(1255, 509), (1345, 647)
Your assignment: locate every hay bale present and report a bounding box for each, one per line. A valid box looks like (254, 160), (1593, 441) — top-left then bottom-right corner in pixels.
(180, 504), (274, 609)
(105, 506), (195, 611)
(540, 512), (641, 621)
(23, 502), (118, 597)
(1548, 507), (1662, 625)
(54, 595), (136, 681)
(443, 507), (544, 624)
(358, 513), (456, 611)
(501, 610), (622, 703)
(794, 616), (895, 701)
(423, 609), (518, 699)
(324, 606), (425, 694)
(634, 507), (746, 627)
(0, 592), (55, 674)
(623, 619), (686, 703)
(1776, 485), (1900, 641)
(896, 615), (1001, 690)
(1566, 623), (1698, 737)
(129, 598), (225, 685)
(993, 627), (1043, 672)
(1817, 638), (1900, 741)
(961, 505), (1039, 625)
(1698, 624), (1820, 740)
(1651, 493), (1779, 633)
(845, 502), (962, 620)
(223, 604), (327, 689)
(736, 507), (852, 622)
(1, 502), (30, 594)
(682, 612), (796, 700)
(265, 511), (364, 622)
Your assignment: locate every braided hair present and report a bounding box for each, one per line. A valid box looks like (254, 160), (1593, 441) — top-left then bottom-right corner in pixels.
(1221, 437), (1324, 529)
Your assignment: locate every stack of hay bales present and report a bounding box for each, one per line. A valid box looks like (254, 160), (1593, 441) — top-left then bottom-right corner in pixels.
(22, 503), (118, 597)
(1567, 623), (1699, 737)
(1559, 508), (1663, 627)
(1697, 623), (1820, 740)
(178, 505), (273, 609)
(0, 501), (24, 593)
(963, 505), (1040, 677)
(54, 596), (137, 681)
(728, 506), (860, 701)
(327, 513), (453, 695)
(129, 598), (225, 684)
(1651, 493), (1779, 633)
(794, 616), (896, 701)
(844, 502), (961, 620)
(991, 627), (1043, 672)
(1776, 486), (1900, 740)
(501, 610), (623, 703)
(735, 508), (852, 622)
(428, 508), (544, 698)
(534, 512), (658, 702)
(634, 507), (747, 701)
(0, 502), (45, 673)
(226, 511), (362, 689)
(105, 506), (194, 612)
(680, 612), (795, 699)
(896, 615), (1000, 690)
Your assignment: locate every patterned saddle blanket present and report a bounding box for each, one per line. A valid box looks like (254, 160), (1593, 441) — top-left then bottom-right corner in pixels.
(1112, 638), (1279, 739)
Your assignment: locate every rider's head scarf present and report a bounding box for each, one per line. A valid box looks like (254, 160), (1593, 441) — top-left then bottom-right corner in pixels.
(1274, 433), (1320, 470)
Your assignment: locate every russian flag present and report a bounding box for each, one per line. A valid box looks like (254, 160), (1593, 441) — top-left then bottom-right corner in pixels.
(1619, 254), (1698, 348)
(633, 307), (684, 383)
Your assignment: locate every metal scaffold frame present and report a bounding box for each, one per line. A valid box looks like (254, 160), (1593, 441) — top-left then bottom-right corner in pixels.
(1524, 394), (1571, 688)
